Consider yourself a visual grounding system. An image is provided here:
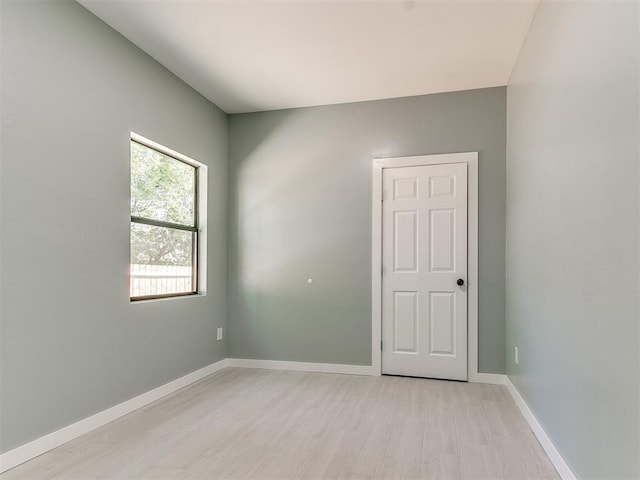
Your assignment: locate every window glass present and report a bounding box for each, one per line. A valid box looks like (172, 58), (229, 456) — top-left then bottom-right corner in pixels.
(130, 141), (195, 227)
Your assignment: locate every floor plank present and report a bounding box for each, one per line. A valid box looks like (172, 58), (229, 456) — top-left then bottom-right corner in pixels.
(2, 368), (559, 480)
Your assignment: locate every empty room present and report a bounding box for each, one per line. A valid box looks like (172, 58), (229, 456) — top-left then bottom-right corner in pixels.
(0, 0), (638, 479)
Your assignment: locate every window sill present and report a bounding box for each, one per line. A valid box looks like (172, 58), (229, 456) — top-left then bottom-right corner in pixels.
(130, 293), (206, 305)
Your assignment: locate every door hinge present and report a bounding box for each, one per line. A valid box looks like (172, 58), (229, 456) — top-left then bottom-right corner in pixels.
(380, 340), (383, 351)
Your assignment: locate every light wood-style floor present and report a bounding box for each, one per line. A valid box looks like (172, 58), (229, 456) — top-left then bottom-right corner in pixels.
(3, 368), (559, 480)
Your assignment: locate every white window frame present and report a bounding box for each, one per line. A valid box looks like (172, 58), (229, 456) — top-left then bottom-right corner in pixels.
(129, 132), (208, 301)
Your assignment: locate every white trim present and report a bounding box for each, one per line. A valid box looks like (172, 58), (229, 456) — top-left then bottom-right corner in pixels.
(226, 358), (504, 384)
(469, 372), (507, 385)
(505, 377), (577, 480)
(226, 358), (377, 376)
(372, 152), (479, 380)
(0, 359), (228, 473)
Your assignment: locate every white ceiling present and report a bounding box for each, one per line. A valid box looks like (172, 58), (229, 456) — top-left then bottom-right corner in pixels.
(78, 0), (539, 114)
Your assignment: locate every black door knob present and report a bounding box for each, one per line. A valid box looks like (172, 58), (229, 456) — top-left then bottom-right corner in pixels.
(457, 278), (464, 286)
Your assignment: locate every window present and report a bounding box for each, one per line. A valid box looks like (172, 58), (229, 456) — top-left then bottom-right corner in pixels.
(129, 134), (202, 300)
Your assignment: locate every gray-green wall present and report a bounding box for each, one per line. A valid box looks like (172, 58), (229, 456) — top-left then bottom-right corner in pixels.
(0, 0), (228, 452)
(506, 1), (639, 478)
(228, 88), (507, 373)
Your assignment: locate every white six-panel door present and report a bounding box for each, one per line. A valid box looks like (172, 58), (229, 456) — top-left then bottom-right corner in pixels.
(382, 163), (468, 380)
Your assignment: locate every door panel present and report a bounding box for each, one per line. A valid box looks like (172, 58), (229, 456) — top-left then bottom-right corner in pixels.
(429, 209), (455, 272)
(393, 291), (418, 353)
(382, 163), (468, 380)
(429, 291), (455, 356)
(394, 211), (418, 272)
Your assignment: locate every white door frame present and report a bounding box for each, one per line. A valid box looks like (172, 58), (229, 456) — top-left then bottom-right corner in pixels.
(372, 152), (485, 382)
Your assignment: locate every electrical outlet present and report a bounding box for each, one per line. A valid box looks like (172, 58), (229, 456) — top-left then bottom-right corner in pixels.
(217, 327), (223, 341)
(514, 346), (519, 365)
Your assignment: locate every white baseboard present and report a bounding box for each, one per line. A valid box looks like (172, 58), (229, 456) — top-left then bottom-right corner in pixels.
(505, 377), (576, 480)
(469, 372), (507, 385)
(0, 358), (228, 473)
(228, 358), (505, 384)
(227, 358), (378, 376)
